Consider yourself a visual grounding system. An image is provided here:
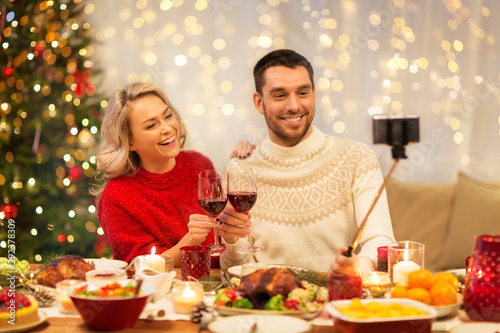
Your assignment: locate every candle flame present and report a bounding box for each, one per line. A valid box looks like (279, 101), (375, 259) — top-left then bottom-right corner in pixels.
(182, 286), (195, 298)
(372, 272), (380, 283)
(403, 249), (409, 261)
(150, 246), (156, 255)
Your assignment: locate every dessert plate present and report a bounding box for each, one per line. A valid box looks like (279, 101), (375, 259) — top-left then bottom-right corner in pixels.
(3, 310), (47, 333)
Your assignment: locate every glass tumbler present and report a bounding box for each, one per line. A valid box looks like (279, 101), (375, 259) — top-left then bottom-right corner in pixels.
(464, 234), (500, 322)
(180, 245), (211, 281)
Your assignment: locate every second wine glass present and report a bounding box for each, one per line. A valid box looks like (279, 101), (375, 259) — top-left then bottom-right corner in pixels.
(227, 166), (262, 254)
(198, 169), (227, 256)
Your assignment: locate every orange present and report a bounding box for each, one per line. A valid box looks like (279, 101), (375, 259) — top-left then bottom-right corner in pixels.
(433, 272), (459, 292)
(429, 281), (457, 306)
(406, 287), (432, 305)
(407, 269), (434, 289)
(390, 285), (408, 298)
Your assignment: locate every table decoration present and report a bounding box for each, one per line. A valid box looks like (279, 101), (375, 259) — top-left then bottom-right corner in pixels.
(171, 280), (204, 314)
(55, 279), (80, 314)
(377, 246), (389, 272)
(180, 245), (211, 281)
(464, 234), (500, 322)
(145, 246), (166, 272)
(327, 273), (363, 301)
(388, 241), (424, 285)
(361, 271), (391, 298)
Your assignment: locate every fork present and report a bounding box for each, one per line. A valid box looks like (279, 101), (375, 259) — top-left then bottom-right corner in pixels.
(198, 312), (213, 333)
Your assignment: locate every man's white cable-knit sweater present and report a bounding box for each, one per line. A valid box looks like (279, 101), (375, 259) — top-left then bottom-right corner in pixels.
(221, 126), (395, 273)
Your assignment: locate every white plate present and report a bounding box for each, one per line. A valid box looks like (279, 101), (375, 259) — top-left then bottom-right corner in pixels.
(227, 264), (305, 278)
(449, 322), (500, 333)
(433, 293), (463, 318)
(215, 304), (323, 320)
(85, 258), (127, 270)
(2, 310), (47, 333)
(448, 268), (466, 276)
(208, 314), (312, 333)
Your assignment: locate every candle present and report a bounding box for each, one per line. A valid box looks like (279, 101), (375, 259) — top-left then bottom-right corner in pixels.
(145, 246), (165, 272)
(55, 279), (80, 314)
(362, 272), (392, 297)
(171, 281), (204, 314)
(392, 260), (420, 285)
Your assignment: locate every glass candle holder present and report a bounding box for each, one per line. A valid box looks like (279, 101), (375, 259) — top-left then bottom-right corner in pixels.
(377, 246), (389, 272)
(327, 273), (363, 301)
(464, 235), (500, 322)
(55, 279), (81, 314)
(171, 281), (204, 314)
(388, 241), (424, 285)
(180, 245), (211, 281)
(362, 272), (392, 298)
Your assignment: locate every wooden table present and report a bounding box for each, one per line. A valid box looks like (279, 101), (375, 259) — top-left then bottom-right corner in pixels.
(28, 266), (337, 332)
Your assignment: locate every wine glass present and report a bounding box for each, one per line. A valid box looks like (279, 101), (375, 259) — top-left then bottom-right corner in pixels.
(227, 166), (262, 254)
(198, 169), (228, 256)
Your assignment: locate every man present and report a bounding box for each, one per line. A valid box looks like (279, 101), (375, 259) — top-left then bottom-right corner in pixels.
(218, 49), (395, 275)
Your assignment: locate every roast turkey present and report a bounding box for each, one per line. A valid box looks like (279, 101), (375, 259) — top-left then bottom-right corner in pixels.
(237, 267), (303, 309)
(36, 255), (95, 288)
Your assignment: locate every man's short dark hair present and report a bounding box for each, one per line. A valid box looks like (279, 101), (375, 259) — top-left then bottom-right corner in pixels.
(253, 49), (315, 94)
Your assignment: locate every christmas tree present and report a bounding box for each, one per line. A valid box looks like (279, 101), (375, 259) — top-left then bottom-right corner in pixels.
(0, 0), (109, 262)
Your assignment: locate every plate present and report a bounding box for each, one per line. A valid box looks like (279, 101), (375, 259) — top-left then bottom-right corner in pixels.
(449, 322), (500, 333)
(448, 268), (466, 276)
(215, 305), (323, 320)
(208, 314), (312, 333)
(2, 310), (47, 332)
(85, 258), (127, 270)
(433, 293), (463, 318)
(227, 264), (306, 278)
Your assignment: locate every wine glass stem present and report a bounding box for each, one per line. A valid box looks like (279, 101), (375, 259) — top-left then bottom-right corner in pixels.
(213, 222), (220, 245)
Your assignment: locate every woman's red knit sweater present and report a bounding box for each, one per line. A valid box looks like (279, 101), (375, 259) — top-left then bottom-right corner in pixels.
(98, 151), (217, 263)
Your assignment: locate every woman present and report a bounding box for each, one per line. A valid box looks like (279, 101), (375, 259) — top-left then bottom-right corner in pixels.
(92, 82), (251, 265)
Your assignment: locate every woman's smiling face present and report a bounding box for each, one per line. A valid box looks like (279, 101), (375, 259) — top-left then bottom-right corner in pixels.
(128, 94), (180, 174)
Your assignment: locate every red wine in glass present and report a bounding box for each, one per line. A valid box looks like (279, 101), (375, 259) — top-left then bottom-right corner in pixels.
(198, 198), (228, 216)
(227, 167), (262, 254)
(228, 191), (257, 213)
(198, 169), (228, 256)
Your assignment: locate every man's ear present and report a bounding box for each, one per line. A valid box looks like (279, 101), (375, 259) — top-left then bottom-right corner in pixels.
(253, 92), (264, 115)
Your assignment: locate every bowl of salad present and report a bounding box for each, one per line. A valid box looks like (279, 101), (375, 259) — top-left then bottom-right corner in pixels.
(67, 280), (155, 331)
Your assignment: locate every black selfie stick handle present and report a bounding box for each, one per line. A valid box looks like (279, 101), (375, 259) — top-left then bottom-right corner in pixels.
(344, 246), (354, 257)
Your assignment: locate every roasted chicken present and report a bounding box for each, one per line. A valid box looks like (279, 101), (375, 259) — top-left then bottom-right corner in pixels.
(36, 255), (95, 288)
(237, 267), (303, 309)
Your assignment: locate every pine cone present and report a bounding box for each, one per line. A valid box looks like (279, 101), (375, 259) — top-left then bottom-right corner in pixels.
(33, 287), (55, 307)
(190, 302), (209, 323)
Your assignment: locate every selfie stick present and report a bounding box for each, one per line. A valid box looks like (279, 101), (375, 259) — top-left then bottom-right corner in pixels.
(343, 115), (419, 258)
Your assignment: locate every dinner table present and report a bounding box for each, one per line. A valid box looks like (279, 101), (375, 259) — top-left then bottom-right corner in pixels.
(26, 265), (337, 333)
(25, 265), (469, 333)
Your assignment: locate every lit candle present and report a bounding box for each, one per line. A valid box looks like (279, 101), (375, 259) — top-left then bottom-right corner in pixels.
(362, 272), (392, 297)
(171, 281), (204, 314)
(145, 246), (165, 272)
(392, 249), (421, 285)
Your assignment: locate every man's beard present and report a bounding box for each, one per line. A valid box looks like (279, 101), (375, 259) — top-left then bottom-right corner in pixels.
(262, 102), (313, 147)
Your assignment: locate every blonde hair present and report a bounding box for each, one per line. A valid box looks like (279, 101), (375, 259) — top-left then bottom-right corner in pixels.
(91, 82), (187, 196)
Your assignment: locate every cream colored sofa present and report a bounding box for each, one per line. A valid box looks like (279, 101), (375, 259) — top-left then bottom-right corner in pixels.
(386, 172), (500, 272)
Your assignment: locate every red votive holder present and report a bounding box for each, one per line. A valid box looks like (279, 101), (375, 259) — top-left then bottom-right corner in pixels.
(180, 245), (211, 281)
(377, 246), (389, 272)
(328, 273), (363, 301)
(464, 235), (500, 322)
